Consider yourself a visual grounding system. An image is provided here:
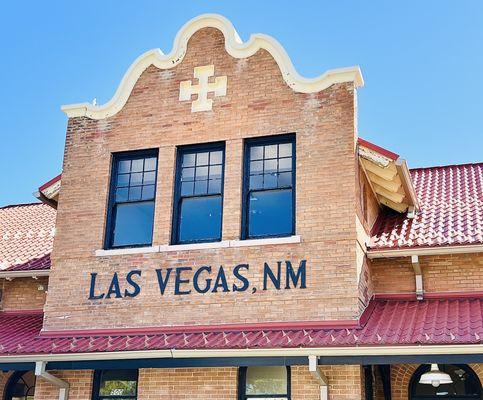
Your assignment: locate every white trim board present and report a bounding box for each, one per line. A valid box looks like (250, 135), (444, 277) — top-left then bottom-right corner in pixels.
(95, 236), (301, 257)
(0, 270), (50, 279)
(0, 344), (481, 363)
(367, 244), (483, 259)
(61, 14), (364, 120)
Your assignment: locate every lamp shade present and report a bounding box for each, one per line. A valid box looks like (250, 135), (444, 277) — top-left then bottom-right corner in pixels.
(419, 364), (453, 387)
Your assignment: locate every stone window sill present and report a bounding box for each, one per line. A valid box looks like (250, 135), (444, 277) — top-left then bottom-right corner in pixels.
(94, 235), (301, 257)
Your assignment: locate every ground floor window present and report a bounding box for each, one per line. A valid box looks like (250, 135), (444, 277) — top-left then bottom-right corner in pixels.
(92, 369), (138, 400)
(239, 366), (290, 400)
(410, 364), (481, 399)
(4, 371), (36, 400)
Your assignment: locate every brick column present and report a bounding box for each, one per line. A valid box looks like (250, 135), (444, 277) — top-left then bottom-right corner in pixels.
(222, 138), (243, 240)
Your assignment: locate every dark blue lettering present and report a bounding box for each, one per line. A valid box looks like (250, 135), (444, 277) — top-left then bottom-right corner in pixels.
(124, 270), (142, 297)
(155, 268), (173, 295)
(285, 260), (307, 289)
(175, 267), (192, 295)
(232, 264), (249, 292)
(105, 272), (122, 299)
(212, 266), (229, 293)
(193, 266), (212, 294)
(263, 261), (281, 290)
(88, 272), (105, 300)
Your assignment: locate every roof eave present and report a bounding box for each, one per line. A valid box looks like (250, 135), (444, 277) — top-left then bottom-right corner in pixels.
(358, 138), (418, 214)
(0, 270), (50, 279)
(367, 244), (483, 259)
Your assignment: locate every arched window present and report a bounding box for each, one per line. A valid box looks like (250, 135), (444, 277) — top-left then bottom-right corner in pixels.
(410, 364), (481, 399)
(4, 371), (36, 400)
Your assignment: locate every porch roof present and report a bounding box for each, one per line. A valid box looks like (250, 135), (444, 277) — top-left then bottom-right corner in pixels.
(0, 296), (481, 357)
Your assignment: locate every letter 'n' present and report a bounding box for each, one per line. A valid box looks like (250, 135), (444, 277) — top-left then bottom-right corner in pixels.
(263, 262), (281, 290)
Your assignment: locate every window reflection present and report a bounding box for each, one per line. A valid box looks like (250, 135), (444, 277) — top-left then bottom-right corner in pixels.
(94, 369), (138, 400)
(240, 366), (290, 400)
(173, 144), (225, 244)
(107, 151), (158, 248)
(244, 136), (295, 239)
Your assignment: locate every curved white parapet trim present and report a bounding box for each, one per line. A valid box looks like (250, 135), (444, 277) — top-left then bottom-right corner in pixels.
(61, 14), (364, 120)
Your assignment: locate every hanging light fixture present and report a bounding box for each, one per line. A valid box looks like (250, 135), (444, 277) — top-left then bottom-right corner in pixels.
(419, 364), (453, 387)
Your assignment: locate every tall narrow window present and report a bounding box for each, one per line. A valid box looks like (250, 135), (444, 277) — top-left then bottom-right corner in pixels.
(172, 143), (225, 244)
(105, 150), (158, 249)
(242, 135), (295, 239)
(239, 366), (290, 400)
(92, 370), (138, 400)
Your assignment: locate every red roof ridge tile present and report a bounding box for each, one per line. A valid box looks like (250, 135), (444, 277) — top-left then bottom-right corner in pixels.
(410, 161), (483, 172)
(39, 319), (361, 339)
(0, 202), (44, 210)
(5, 253), (51, 271)
(0, 309), (44, 315)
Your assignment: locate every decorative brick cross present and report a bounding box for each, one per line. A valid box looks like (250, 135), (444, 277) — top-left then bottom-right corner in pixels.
(179, 65), (227, 112)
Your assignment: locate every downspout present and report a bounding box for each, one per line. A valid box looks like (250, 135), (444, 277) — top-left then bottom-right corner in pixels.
(308, 355), (328, 400)
(411, 255), (424, 300)
(35, 361), (69, 400)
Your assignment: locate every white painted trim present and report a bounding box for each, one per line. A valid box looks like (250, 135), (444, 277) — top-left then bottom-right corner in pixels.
(0, 270), (50, 279)
(309, 355), (328, 400)
(159, 241), (230, 252)
(358, 146), (392, 168)
(95, 236), (301, 256)
(0, 344), (481, 363)
(61, 14), (364, 120)
(395, 157), (420, 210)
(229, 235), (301, 247)
(35, 361), (69, 400)
(367, 244), (483, 259)
(95, 246), (160, 257)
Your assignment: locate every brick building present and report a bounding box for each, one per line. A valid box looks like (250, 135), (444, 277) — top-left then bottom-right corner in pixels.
(0, 14), (481, 400)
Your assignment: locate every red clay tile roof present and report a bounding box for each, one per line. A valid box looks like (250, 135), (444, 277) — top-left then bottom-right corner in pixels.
(0, 203), (55, 271)
(5, 254), (51, 272)
(0, 297), (480, 356)
(370, 163), (483, 250)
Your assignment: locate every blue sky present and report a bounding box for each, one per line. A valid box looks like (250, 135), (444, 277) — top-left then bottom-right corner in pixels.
(1, 1), (482, 206)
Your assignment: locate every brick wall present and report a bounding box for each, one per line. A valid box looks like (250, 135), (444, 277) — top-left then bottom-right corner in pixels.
(371, 253), (483, 294)
(355, 165), (378, 311)
(0, 371), (12, 399)
(30, 365), (363, 400)
(1, 277), (47, 311)
(292, 365), (364, 400)
(26, 364), (483, 400)
(138, 367), (238, 399)
(45, 26), (361, 331)
(34, 370), (93, 400)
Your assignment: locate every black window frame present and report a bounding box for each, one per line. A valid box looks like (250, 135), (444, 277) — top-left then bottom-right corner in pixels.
(92, 369), (139, 400)
(241, 134), (296, 240)
(104, 149), (159, 250)
(238, 366), (291, 400)
(171, 141), (226, 245)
